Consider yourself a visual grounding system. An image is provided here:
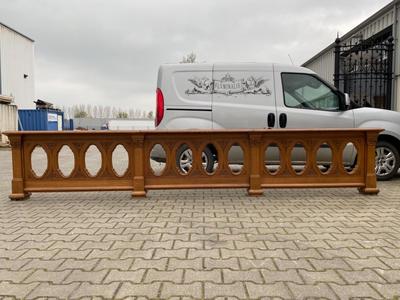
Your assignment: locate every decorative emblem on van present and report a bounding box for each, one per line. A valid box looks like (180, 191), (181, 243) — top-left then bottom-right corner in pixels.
(185, 73), (271, 96)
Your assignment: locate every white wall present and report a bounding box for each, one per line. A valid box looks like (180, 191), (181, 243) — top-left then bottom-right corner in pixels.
(304, 49), (335, 84)
(0, 24), (35, 106)
(0, 103), (17, 144)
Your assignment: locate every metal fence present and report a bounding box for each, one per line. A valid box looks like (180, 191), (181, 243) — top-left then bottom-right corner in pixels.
(334, 36), (394, 109)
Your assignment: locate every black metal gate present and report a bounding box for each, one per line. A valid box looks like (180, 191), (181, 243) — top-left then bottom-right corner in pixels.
(334, 35), (394, 109)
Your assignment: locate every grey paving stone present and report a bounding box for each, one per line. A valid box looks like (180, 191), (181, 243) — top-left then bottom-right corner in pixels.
(26, 282), (80, 299)
(161, 282), (202, 298)
(185, 269), (222, 283)
(0, 282), (40, 299)
(286, 282), (337, 299)
(168, 258), (203, 270)
(24, 269), (71, 284)
(205, 282), (246, 298)
(1, 150), (400, 299)
(369, 283), (400, 299)
(144, 269), (183, 283)
(223, 269), (263, 284)
(63, 269), (109, 284)
(329, 283), (382, 299)
(93, 258), (134, 271)
(129, 257), (167, 271)
(103, 269), (145, 283)
(246, 282), (292, 298)
(70, 282), (120, 298)
(298, 270), (346, 285)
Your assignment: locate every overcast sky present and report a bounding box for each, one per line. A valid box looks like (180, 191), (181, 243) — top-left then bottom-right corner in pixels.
(0, 0), (393, 112)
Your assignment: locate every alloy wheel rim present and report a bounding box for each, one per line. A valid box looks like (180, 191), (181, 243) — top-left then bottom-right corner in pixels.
(375, 146), (396, 176)
(179, 149), (208, 174)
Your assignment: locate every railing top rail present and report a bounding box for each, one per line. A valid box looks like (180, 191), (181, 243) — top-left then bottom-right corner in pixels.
(4, 128), (383, 137)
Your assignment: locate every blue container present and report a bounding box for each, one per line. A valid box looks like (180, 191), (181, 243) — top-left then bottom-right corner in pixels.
(63, 119), (74, 130)
(18, 109), (64, 131)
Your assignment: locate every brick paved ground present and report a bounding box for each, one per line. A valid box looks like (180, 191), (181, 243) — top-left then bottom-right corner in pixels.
(1, 148), (400, 299)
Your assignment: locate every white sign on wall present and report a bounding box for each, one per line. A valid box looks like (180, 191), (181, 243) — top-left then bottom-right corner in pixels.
(48, 113), (58, 122)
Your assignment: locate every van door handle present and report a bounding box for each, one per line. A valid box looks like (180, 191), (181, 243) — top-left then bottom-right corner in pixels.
(279, 113), (287, 128)
(267, 113), (275, 128)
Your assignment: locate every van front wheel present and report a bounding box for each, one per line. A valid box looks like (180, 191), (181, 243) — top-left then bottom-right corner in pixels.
(176, 145), (214, 174)
(375, 141), (400, 181)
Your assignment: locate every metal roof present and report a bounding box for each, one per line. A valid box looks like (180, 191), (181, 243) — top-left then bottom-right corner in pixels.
(302, 0), (395, 67)
(0, 21), (34, 42)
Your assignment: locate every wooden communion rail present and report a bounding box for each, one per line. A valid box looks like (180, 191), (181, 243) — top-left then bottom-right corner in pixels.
(5, 129), (381, 200)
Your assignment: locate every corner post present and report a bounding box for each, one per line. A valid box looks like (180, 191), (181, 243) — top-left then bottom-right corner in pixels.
(386, 36), (394, 110)
(359, 130), (380, 195)
(8, 135), (29, 200)
(334, 37), (341, 89)
(248, 133), (263, 196)
(131, 134), (146, 198)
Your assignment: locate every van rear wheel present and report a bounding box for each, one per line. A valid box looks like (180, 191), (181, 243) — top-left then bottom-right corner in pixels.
(375, 141), (400, 181)
(176, 145), (214, 174)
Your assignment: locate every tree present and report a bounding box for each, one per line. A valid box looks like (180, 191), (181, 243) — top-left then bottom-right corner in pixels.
(117, 111), (128, 119)
(74, 110), (88, 118)
(181, 52), (196, 63)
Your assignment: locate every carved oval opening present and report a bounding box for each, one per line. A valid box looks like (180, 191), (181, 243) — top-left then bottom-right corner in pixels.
(291, 143), (306, 174)
(150, 144), (166, 176)
(31, 146), (48, 178)
(112, 144), (129, 177)
(85, 145), (102, 177)
(202, 143), (218, 175)
(343, 142), (358, 173)
(58, 145), (75, 177)
(316, 143), (333, 174)
(228, 143), (244, 175)
(176, 143), (193, 175)
(265, 143), (280, 175)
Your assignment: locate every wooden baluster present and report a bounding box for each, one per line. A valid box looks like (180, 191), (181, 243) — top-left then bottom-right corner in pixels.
(8, 135), (30, 200)
(248, 133), (263, 196)
(132, 134), (146, 197)
(359, 131), (380, 195)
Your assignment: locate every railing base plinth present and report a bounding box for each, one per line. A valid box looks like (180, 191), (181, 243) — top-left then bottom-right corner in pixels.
(248, 189), (264, 196)
(358, 187), (379, 195)
(132, 191), (147, 198)
(9, 192), (30, 201)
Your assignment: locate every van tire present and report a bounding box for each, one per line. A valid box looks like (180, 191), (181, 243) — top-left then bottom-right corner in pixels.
(176, 145), (214, 174)
(375, 141), (400, 181)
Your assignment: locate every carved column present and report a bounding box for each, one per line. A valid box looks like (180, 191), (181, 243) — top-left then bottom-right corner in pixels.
(358, 130), (380, 195)
(248, 133), (263, 196)
(8, 135), (30, 200)
(131, 134), (146, 198)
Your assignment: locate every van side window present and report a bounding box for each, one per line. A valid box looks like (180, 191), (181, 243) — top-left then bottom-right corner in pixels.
(282, 73), (340, 111)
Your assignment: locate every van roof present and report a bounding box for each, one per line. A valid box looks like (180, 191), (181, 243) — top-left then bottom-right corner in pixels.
(159, 62), (314, 74)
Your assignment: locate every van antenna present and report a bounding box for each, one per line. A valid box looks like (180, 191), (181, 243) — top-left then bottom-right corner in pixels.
(288, 54), (294, 65)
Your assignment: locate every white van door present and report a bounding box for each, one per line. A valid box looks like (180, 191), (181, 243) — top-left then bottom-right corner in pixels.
(211, 63), (277, 129)
(274, 71), (355, 129)
(274, 70), (356, 165)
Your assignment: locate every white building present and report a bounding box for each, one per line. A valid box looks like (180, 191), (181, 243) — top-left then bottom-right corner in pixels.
(0, 22), (35, 105)
(303, 1), (400, 111)
(0, 22), (34, 144)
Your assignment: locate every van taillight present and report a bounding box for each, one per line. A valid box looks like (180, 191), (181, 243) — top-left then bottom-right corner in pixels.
(155, 88), (164, 127)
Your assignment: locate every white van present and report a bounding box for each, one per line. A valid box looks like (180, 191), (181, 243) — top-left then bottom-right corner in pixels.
(154, 63), (400, 180)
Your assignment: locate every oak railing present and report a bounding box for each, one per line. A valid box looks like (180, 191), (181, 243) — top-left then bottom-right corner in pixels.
(5, 129), (382, 200)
